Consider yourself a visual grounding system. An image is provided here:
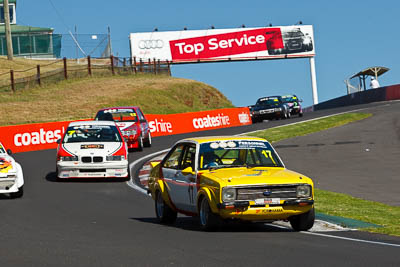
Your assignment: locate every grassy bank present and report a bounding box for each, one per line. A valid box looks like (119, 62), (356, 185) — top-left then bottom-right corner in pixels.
(315, 189), (400, 236)
(249, 113), (372, 142)
(249, 112), (400, 236)
(1, 74), (233, 126)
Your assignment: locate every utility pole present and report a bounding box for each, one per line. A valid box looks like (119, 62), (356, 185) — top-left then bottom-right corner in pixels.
(3, 0), (13, 60)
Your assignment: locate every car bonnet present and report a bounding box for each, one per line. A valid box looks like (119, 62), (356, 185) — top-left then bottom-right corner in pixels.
(201, 167), (311, 186)
(61, 142), (124, 156)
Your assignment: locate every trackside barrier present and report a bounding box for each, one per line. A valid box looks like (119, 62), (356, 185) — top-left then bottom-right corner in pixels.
(0, 108), (251, 153)
(305, 84), (400, 112)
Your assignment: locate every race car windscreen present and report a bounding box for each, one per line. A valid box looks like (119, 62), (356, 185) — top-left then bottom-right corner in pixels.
(199, 140), (283, 170)
(95, 108), (139, 122)
(63, 125), (122, 143)
(281, 95), (297, 103)
(256, 98), (280, 106)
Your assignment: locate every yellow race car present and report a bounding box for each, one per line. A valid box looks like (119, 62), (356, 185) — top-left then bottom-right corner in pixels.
(148, 136), (314, 231)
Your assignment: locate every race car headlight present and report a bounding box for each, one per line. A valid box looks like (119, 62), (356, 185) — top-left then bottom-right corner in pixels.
(303, 37), (312, 45)
(275, 108), (282, 112)
(222, 187), (236, 202)
(296, 185), (311, 198)
(106, 155), (125, 161)
(60, 156), (78, 161)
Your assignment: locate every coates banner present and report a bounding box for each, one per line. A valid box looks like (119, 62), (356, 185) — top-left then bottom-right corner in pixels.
(129, 25), (315, 63)
(146, 107), (251, 136)
(0, 121), (70, 153)
(0, 108), (251, 153)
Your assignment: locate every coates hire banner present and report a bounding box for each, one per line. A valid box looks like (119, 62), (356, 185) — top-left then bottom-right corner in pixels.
(129, 25), (315, 63)
(0, 108), (251, 153)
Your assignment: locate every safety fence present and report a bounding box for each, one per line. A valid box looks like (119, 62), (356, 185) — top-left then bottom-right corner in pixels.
(0, 56), (171, 93)
(0, 107), (251, 153)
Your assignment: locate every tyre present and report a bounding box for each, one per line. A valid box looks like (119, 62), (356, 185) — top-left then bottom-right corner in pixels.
(10, 186), (23, 198)
(289, 207), (315, 231)
(144, 132), (152, 147)
(199, 197), (221, 231)
(137, 136), (143, 151)
(155, 190), (177, 224)
(287, 110), (291, 119)
(299, 112), (303, 117)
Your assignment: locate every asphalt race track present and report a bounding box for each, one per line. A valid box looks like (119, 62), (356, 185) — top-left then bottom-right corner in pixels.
(1, 101), (400, 266)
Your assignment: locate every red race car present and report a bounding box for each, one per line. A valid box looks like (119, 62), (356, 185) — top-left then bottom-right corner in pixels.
(95, 106), (151, 151)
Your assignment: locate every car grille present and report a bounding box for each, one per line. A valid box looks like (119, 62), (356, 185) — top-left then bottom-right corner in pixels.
(0, 180), (15, 189)
(237, 185), (297, 201)
(287, 40), (302, 50)
(81, 156), (103, 163)
(79, 169), (106, 173)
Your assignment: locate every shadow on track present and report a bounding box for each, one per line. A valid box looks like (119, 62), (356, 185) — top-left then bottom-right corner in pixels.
(45, 172), (129, 183)
(131, 217), (293, 233)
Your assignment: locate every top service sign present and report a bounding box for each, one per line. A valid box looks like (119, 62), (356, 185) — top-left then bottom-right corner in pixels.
(129, 25), (315, 63)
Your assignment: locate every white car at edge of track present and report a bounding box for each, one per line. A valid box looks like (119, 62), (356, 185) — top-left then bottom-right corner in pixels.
(56, 121), (129, 179)
(0, 142), (24, 198)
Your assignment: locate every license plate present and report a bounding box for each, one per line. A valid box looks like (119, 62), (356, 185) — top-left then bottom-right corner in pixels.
(255, 198), (280, 205)
(264, 198), (280, 204)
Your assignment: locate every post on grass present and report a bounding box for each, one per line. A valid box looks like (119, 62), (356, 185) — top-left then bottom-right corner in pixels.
(37, 65), (41, 86)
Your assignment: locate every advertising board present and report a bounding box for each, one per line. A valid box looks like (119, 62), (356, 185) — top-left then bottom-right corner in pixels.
(0, 108), (251, 153)
(130, 25), (315, 63)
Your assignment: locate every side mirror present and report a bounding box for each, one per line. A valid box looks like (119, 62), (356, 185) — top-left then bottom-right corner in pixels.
(56, 139), (61, 144)
(6, 149), (12, 155)
(299, 99), (303, 103)
(181, 166), (194, 175)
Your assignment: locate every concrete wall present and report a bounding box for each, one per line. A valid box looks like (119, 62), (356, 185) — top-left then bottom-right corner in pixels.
(309, 84), (400, 111)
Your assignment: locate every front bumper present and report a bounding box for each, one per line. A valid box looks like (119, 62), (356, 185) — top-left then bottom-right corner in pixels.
(57, 161), (129, 178)
(0, 177), (19, 193)
(217, 199), (313, 220)
(251, 111), (283, 120)
(124, 136), (140, 149)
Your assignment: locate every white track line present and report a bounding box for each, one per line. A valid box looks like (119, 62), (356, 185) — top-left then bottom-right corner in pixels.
(302, 231), (400, 248)
(268, 223), (400, 247)
(126, 149), (169, 196)
(239, 106), (371, 136)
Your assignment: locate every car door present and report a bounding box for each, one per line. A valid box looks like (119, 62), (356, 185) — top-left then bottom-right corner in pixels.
(174, 144), (197, 213)
(161, 143), (185, 208)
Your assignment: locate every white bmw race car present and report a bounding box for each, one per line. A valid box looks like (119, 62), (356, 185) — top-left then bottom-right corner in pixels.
(0, 142), (24, 198)
(56, 121), (129, 179)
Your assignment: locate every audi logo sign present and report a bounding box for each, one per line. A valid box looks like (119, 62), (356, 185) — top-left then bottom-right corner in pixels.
(130, 25), (315, 62)
(138, 39), (164, 49)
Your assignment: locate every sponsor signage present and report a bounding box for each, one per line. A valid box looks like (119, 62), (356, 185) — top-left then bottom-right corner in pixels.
(130, 25), (315, 63)
(146, 107), (251, 136)
(0, 108), (251, 153)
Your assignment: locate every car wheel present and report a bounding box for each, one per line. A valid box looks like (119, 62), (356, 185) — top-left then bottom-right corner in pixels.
(289, 207), (315, 231)
(286, 110), (291, 119)
(155, 190), (177, 224)
(144, 132), (152, 147)
(199, 197), (221, 231)
(10, 186), (24, 198)
(299, 112), (303, 117)
(137, 136), (143, 151)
